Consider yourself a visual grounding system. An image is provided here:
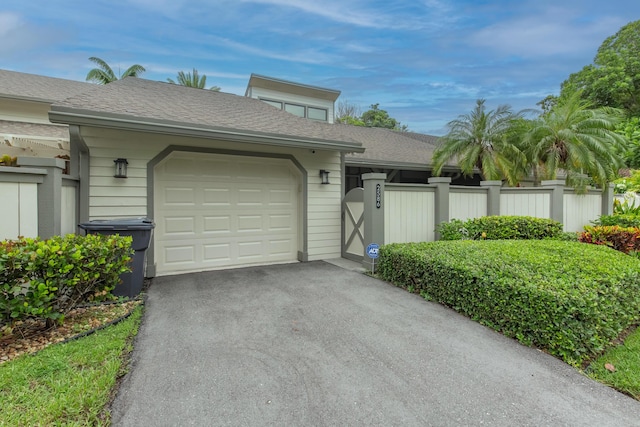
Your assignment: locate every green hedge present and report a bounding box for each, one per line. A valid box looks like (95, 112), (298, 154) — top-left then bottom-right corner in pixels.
(437, 216), (563, 240)
(0, 234), (133, 325)
(377, 240), (640, 366)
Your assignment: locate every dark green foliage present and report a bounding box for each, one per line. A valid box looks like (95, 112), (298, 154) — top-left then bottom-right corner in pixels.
(436, 215), (563, 240)
(556, 231), (580, 242)
(0, 234), (133, 325)
(579, 226), (640, 254)
(593, 214), (640, 228)
(377, 240), (640, 366)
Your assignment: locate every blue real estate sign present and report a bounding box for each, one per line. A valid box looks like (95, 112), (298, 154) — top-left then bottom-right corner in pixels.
(366, 243), (380, 259)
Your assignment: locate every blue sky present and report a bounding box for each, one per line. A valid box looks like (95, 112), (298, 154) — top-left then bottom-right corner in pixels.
(2, 1), (639, 135)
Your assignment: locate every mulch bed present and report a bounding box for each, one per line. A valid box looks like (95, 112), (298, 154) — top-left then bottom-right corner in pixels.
(0, 300), (142, 364)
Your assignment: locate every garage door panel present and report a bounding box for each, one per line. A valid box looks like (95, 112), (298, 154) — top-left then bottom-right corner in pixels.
(162, 159), (198, 177)
(203, 215), (231, 233)
(203, 243), (232, 263)
(163, 187), (196, 205)
(237, 215), (263, 232)
(237, 188), (264, 205)
(203, 188), (231, 205)
(269, 214), (293, 231)
(164, 245), (196, 265)
(164, 216), (196, 234)
(269, 188), (294, 205)
(155, 153), (299, 274)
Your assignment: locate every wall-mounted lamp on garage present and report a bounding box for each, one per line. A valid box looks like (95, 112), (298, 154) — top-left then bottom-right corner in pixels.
(114, 158), (129, 178)
(319, 169), (330, 185)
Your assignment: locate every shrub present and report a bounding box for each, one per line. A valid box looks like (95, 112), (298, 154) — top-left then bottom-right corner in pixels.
(613, 197), (640, 215)
(593, 214), (640, 228)
(437, 216), (563, 240)
(377, 240), (640, 366)
(0, 234), (133, 325)
(579, 226), (640, 254)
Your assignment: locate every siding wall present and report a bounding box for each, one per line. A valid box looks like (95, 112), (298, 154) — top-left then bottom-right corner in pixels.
(80, 127), (343, 262)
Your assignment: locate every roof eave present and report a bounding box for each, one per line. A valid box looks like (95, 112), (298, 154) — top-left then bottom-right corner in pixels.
(345, 157), (459, 172)
(49, 107), (365, 153)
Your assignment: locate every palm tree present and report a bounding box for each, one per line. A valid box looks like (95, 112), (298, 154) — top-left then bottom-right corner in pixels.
(522, 91), (627, 189)
(432, 99), (525, 184)
(85, 57), (146, 84)
(167, 68), (220, 91)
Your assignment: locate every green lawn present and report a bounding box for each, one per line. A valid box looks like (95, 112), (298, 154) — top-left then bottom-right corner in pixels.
(0, 307), (142, 426)
(587, 325), (640, 400)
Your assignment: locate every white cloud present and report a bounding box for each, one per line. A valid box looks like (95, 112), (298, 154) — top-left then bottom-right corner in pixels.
(470, 8), (626, 59)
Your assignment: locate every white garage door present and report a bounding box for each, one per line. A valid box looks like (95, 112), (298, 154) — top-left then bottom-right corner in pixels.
(154, 152), (300, 275)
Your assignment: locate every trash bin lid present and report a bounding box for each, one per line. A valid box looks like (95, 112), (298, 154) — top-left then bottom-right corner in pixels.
(78, 217), (155, 231)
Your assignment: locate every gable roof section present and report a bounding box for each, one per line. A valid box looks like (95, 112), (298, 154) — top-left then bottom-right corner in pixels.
(339, 125), (442, 169)
(49, 77), (363, 153)
(0, 69), (93, 103)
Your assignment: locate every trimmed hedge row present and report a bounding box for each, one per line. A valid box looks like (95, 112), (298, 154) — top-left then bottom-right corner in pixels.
(437, 216), (563, 240)
(377, 240), (640, 366)
(0, 234), (133, 325)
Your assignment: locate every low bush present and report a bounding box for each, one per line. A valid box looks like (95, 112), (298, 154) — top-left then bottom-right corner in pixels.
(579, 226), (640, 254)
(592, 214), (640, 228)
(436, 216), (563, 240)
(377, 240), (640, 366)
(0, 234), (133, 325)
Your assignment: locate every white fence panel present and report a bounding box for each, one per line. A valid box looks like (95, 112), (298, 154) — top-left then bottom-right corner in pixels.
(0, 182), (38, 239)
(450, 190), (488, 221)
(564, 192), (601, 232)
(500, 191), (551, 218)
(385, 189), (435, 243)
(61, 185), (77, 235)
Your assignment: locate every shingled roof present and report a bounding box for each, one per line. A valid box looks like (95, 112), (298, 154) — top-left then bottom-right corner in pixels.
(0, 69), (93, 103)
(50, 77), (364, 152)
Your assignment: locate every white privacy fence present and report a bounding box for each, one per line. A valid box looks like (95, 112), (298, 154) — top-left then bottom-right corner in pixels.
(352, 174), (614, 268)
(0, 157), (78, 241)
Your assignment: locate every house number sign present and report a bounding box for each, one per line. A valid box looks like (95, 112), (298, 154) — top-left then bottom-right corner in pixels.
(376, 184), (381, 209)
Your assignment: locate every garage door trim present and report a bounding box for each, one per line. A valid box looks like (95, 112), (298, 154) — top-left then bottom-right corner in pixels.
(146, 145), (308, 277)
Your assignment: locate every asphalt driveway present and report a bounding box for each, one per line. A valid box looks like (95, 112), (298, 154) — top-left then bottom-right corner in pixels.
(110, 261), (640, 426)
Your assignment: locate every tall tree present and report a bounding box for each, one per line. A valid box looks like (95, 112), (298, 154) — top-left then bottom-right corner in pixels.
(559, 20), (640, 115)
(361, 103), (407, 130)
(336, 103), (407, 130)
(167, 68), (220, 91)
(85, 57), (146, 84)
(432, 99), (524, 184)
(522, 91), (627, 189)
(335, 100), (362, 124)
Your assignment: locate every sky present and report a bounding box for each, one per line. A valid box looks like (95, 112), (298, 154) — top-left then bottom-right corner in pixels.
(2, 1), (639, 136)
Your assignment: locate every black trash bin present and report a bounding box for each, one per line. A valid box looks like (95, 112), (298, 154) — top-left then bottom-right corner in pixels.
(79, 218), (155, 298)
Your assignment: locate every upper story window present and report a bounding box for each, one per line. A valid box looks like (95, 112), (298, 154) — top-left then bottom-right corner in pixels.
(260, 98), (329, 122)
(284, 103), (305, 118)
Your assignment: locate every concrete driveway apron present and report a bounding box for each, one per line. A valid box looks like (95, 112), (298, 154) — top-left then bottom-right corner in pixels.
(110, 261), (640, 426)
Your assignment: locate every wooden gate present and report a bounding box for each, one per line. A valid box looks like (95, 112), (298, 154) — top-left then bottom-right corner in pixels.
(342, 187), (364, 261)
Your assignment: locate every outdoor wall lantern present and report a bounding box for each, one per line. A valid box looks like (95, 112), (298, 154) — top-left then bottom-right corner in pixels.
(319, 169), (330, 185)
(114, 158), (129, 178)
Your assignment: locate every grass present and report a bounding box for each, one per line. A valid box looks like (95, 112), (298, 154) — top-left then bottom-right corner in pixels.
(587, 325), (640, 400)
(0, 306), (142, 426)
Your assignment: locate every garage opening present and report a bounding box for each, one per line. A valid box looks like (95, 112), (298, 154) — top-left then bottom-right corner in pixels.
(154, 151), (301, 275)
